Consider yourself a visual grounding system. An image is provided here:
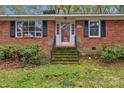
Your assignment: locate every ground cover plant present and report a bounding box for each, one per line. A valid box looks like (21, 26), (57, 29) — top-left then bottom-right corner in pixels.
(0, 59), (124, 88)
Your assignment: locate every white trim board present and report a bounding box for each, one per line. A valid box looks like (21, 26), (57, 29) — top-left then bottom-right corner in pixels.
(0, 14), (124, 17)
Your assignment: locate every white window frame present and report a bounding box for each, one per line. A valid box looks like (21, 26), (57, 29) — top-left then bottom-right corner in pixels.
(15, 20), (43, 38)
(88, 20), (101, 38)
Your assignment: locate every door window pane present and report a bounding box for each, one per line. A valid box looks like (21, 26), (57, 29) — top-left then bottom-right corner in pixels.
(57, 24), (60, 34)
(71, 24), (74, 35)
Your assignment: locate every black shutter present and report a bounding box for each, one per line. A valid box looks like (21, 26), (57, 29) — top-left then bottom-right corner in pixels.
(84, 20), (89, 37)
(43, 20), (47, 37)
(101, 20), (106, 37)
(10, 21), (15, 37)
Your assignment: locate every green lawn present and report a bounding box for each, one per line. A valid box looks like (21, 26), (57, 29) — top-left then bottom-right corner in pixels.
(0, 59), (124, 88)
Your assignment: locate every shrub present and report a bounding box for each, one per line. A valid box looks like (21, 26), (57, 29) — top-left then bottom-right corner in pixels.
(0, 45), (20, 62)
(0, 44), (48, 65)
(101, 46), (124, 63)
(0, 51), (4, 63)
(18, 44), (48, 65)
(0, 46), (5, 62)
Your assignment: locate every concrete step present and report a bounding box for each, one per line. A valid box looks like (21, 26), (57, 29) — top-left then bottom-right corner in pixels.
(51, 47), (79, 64)
(52, 55), (78, 58)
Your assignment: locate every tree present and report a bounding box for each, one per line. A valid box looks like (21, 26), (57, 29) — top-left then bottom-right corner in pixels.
(47, 5), (61, 14)
(48, 5), (78, 14)
(0, 5), (121, 15)
(10, 6), (27, 14)
(0, 6), (5, 14)
(115, 5), (124, 14)
(47, 5), (115, 14)
(92, 5), (114, 14)
(10, 5), (44, 15)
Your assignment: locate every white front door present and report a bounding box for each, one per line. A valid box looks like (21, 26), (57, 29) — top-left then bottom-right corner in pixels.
(56, 21), (75, 46)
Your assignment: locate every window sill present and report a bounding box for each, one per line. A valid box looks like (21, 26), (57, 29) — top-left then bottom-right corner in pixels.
(15, 37), (43, 39)
(88, 36), (101, 38)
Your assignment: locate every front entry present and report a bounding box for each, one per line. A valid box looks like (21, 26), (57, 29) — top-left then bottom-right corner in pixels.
(56, 21), (75, 46)
(61, 23), (70, 42)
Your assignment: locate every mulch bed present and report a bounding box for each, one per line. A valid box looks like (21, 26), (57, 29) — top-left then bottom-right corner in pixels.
(98, 61), (124, 67)
(0, 59), (124, 70)
(0, 60), (22, 69)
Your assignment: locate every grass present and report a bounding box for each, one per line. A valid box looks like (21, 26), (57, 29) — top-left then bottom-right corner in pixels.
(0, 59), (124, 88)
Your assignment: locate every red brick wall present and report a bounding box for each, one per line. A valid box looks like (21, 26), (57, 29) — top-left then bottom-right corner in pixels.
(0, 20), (124, 55)
(0, 20), (56, 56)
(76, 20), (124, 52)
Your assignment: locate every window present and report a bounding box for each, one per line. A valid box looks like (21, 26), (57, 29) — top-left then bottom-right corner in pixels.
(16, 21), (43, 38)
(71, 24), (74, 35)
(89, 21), (100, 37)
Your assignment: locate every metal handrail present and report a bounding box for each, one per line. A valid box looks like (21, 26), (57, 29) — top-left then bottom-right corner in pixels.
(75, 35), (77, 48)
(50, 36), (56, 63)
(53, 36), (56, 49)
(75, 35), (80, 64)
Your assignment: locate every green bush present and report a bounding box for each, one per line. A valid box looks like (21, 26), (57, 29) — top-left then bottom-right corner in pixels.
(18, 44), (47, 65)
(0, 51), (4, 63)
(0, 45), (20, 62)
(0, 46), (5, 62)
(0, 44), (48, 65)
(101, 46), (124, 63)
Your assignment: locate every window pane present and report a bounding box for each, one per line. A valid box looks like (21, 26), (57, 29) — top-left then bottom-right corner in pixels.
(23, 21), (28, 31)
(29, 21), (35, 26)
(17, 21), (23, 32)
(17, 32), (22, 37)
(90, 28), (99, 36)
(29, 27), (35, 31)
(23, 26), (28, 31)
(90, 21), (99, 36)
(23, 21), (28, 26)
(35, 21), (43, 31)
(29, 32), (35, 37)
(36, 32), (42, 37)
(23, 32), (28, 37)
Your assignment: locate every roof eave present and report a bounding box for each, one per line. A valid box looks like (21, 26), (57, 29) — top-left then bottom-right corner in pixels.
(0, 14), (124, 17)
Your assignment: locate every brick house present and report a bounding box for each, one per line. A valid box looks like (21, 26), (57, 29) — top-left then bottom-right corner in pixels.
(0, 14), (124, 63)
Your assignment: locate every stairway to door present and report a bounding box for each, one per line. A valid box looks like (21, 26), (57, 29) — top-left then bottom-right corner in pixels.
(50, 46), (79, 64)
